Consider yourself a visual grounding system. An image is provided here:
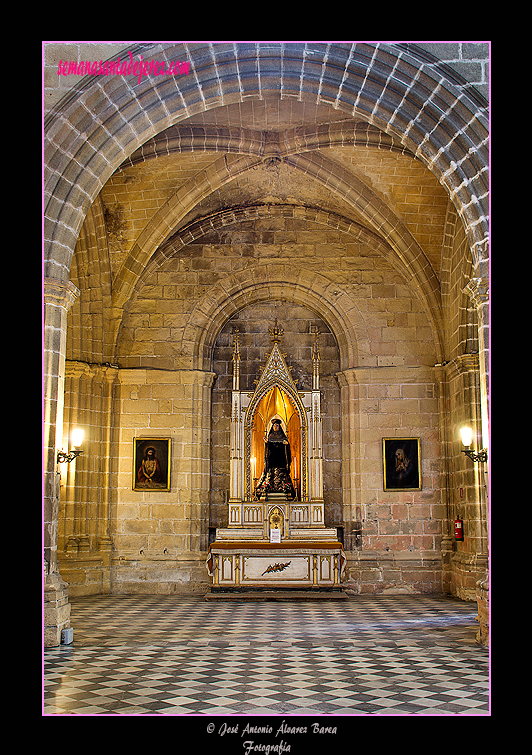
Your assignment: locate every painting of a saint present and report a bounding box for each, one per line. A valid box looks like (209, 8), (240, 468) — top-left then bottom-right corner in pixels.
(383, 438), (421, 491)
(133, 438), (171, 490)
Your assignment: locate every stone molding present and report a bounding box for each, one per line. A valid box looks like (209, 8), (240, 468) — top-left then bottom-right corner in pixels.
(463, 276), (489, 307)
(116, 367), (216, 388)
(441, 353), (480, 383)
(43, 278), (80, 310)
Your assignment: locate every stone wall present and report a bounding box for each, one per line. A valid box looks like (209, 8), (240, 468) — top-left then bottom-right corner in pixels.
(109, 368), (214, 593)
(338, 364), (442, 594)
(59, 211), (448, 595)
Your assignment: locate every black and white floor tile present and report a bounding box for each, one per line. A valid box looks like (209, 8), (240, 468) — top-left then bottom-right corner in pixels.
(43, 595), (489, 716)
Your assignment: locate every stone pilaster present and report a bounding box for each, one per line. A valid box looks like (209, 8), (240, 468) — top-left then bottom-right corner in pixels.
(433, 363), (454, 594)
(43, 278), (79, 647)
(463, 276), (489, 643)
(59, 361), (119, 595)
(462, 276), (489, 456)
(476, 575), (489, 646)
(185, 369), (217, 554)
(335, 368), (360, 552)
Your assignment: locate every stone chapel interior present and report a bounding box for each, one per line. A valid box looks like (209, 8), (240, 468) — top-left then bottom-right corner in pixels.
(43, 42), (489, 647)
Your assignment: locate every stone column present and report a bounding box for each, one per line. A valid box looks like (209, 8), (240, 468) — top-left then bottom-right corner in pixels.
(60, 361), (118, 594)
(335, 368), (359, 551)
(186, 370), (217, 555)
(97, 366), (119, 591)
(434, 364), (454, 594)
(43, 278), (79, 647)
(463, 276), (489, 459)
(463, 275), (489, 644)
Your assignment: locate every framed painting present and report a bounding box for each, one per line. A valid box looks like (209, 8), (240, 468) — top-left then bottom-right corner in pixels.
(133, 438), (171, 491)
(382, 437), (421, 491)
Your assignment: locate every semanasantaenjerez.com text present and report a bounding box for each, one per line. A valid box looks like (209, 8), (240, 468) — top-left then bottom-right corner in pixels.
(57, 51), (190, 83)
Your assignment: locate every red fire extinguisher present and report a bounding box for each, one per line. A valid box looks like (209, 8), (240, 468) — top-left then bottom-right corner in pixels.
(454, 516), (464, 541)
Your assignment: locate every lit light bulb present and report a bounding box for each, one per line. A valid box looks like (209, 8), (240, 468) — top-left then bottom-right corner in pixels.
(71, 428), (84, 448)
(460, 426), (472, 448)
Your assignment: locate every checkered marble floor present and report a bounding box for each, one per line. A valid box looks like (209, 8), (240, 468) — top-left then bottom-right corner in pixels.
(43, 595), (489, 716)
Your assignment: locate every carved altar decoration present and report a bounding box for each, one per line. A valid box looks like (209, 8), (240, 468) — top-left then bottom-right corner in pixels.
(207, 322), (345, 594)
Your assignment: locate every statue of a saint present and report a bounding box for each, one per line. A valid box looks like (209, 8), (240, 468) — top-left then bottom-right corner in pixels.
(255, 420), (296, 500)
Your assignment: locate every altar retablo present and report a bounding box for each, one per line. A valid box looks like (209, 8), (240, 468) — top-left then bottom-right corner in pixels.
(206, 323), (345, 593)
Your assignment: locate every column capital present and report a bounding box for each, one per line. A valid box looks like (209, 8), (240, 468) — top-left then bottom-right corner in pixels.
(442, 353), (480, 382)
(65, 359), (92, 380)
(65, 360), (120, 382)
(463, 276), (489, 308)
(335, 367), (358, 388)
(43, 278), (80, 311)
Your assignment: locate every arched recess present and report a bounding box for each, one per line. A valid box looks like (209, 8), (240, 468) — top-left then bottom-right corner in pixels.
(209, 298), (342, 531)
(44, 42), (489, 285)
(115, 202), (443, 368)
(109, 149), (444, 362)
(179, 264), (369, 373)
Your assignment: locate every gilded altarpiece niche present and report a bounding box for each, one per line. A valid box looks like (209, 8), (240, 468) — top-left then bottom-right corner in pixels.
(247, 384), (306, 502)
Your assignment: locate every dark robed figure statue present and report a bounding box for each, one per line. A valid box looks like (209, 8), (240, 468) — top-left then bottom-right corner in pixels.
(255, 420), (296, 500)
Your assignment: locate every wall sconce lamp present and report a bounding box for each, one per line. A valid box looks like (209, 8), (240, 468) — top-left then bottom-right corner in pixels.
(57, 428), (84, 464)
(460, 426), (487, 463)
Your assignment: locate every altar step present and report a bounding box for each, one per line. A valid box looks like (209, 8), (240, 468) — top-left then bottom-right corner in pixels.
(204, 589), (348, 602)
(263, 492), (295, 501)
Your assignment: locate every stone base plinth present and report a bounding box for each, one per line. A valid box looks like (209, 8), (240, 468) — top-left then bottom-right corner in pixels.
(476, 574), (489, 646)
(44, 572), (71, 648)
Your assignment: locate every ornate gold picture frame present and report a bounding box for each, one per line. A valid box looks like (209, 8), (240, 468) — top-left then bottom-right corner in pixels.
(383, 437), (421, 491)
(133, 437), (171, 491)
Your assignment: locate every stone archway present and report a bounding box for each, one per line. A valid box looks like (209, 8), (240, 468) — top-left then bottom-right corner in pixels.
(45, 42), (488, 287)
(185, 264), (365, 372)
